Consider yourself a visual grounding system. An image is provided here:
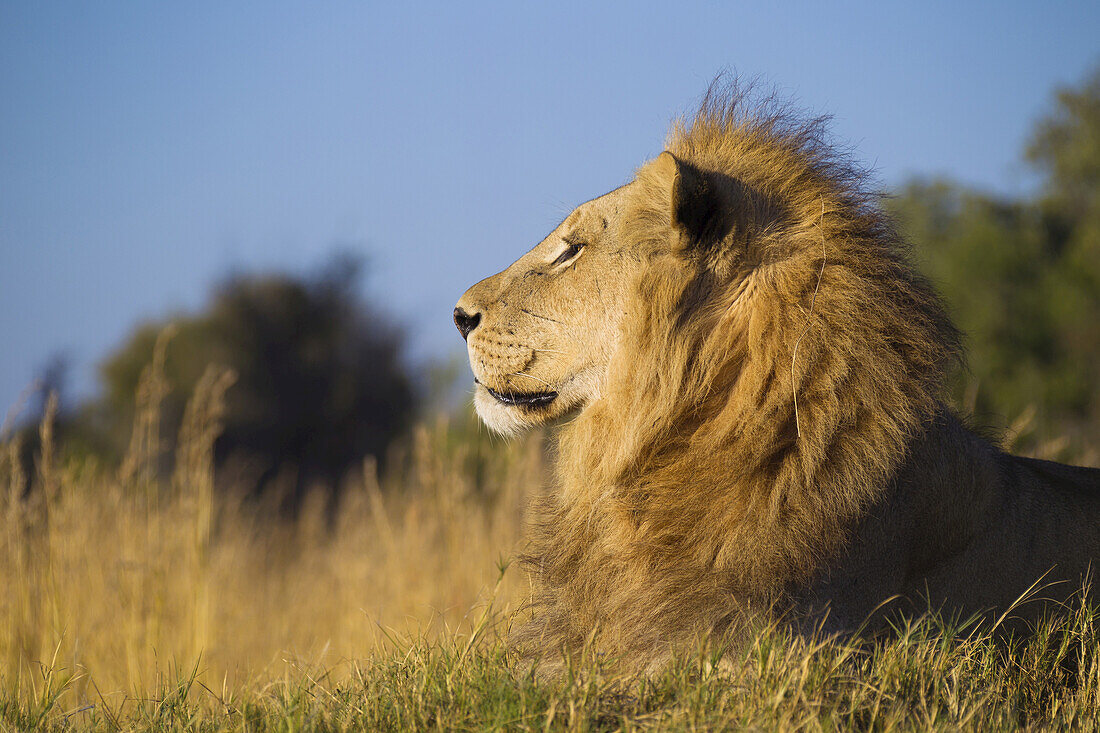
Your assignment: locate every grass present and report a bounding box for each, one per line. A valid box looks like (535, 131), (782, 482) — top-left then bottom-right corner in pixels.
(5, 609), (1100, 730)
(3, 355), (1100, 730)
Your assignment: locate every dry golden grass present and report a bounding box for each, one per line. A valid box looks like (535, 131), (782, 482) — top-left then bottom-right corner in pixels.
(0, 348), (542, 714)
(2, 347), (1099, 730)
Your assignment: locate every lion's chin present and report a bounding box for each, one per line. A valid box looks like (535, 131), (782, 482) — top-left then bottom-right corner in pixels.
(473, 383), (558, 437)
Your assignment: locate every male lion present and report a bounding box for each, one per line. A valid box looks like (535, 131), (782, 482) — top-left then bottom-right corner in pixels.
(454, 87), (1100, 663)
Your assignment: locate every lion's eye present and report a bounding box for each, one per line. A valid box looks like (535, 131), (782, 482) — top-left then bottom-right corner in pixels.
(552, 242), (584, 267)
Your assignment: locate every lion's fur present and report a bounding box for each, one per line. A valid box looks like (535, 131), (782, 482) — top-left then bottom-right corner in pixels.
(456, 84), (1100, 666)
(513, 89), (961, 657)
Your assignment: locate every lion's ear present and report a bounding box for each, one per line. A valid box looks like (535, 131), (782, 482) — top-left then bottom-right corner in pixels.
(656, 151), (725, 251)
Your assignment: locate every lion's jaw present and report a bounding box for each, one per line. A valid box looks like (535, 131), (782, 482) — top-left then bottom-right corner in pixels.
(455, 186), (636, 436)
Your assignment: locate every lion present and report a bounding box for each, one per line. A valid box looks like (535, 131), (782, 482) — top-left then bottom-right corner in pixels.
(453, 85), (1100, 664)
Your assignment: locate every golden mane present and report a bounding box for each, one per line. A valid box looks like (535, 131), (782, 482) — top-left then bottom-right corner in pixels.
(518, 86), (962, 659)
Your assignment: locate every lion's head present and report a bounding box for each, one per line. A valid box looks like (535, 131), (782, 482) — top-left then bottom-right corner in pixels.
(454, 185), (640, 436)
(456, 85), (962, 661)
(455, 150), (770, 437)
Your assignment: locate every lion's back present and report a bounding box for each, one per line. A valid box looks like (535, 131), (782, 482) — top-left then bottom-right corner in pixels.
(791, 418), (1100, 636)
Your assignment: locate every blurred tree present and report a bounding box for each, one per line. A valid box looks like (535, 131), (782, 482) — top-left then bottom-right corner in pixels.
(1028, 68), (1100, 430)
(891, 65), (1100, 445)
(1028, 68), (1100, 225)
(93, 253), (417, 505)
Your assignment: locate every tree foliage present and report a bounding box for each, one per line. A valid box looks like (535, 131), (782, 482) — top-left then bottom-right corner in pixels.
(93, 254), (417, 502)
(891, 66), (1100, 447)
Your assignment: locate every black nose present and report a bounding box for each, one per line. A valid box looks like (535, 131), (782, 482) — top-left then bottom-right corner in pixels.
(453, 307), (481, 340)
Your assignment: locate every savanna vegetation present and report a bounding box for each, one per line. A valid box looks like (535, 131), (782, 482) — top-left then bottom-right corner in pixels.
(890, 67), (1100, 455)
(1, 69), (1098, 730)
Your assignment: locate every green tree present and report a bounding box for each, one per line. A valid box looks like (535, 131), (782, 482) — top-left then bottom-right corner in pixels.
(93, 254), (417, 504)
(892, 65), (1100, 446)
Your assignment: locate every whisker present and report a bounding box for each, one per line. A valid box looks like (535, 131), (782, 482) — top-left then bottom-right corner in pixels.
(519, 307), (565, 325)
(510, 371), (553, 388)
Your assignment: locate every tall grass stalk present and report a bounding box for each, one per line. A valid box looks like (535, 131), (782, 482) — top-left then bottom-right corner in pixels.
(0, 354), (543, 721)
(2, 359), (1100, 729)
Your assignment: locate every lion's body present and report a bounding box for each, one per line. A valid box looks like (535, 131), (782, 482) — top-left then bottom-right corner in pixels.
(455, 86), (1100, 664)
(792, 415), (1100, 637)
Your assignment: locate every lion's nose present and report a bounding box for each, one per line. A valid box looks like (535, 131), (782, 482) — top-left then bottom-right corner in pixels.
(453, 307), (481, 341)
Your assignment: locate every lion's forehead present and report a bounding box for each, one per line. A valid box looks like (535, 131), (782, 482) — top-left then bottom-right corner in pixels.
(559, 204), (604, 242)
(467, 183), (635, 320)
(559, 185), (628, 239)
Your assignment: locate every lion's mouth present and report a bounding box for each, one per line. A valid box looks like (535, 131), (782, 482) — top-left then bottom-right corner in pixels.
(477, 380), (558, 408)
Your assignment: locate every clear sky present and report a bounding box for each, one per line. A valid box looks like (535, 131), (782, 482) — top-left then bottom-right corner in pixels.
(1, 1), (1098, 416)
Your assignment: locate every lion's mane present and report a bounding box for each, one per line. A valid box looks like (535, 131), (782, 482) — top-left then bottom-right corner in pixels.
(517, 86), (963, 660)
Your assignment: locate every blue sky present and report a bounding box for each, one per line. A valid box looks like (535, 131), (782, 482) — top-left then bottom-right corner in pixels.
(1, 1), (1098, 416)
